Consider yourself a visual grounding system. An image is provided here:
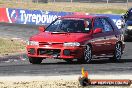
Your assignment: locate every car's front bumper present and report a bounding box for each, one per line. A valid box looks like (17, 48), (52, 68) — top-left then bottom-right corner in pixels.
(27, 45), (85, 59)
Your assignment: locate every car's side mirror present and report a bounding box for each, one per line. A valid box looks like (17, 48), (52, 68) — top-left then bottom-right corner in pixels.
(93, 28), (102, 34)
(38, 26), (46, 32)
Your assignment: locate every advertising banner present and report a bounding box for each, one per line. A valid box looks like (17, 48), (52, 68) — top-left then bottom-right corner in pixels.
(0, 8), (10, 23)
(6, 8), (73, 25)
(0, 8), (122, 28)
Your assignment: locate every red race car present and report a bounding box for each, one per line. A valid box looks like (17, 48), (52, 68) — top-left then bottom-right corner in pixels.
(27, 15), (125, 64)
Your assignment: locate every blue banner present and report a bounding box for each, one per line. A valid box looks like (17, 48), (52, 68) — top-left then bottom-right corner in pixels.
(6, 8), (122, 29)
(7, 8), (73, 25)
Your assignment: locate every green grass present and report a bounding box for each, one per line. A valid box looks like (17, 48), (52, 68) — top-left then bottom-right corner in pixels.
(0, 1), (130, 14)
(0, 38), (26, 55)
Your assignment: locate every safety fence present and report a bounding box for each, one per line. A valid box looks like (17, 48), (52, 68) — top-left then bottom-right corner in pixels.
(2, 0), (132, 10)
(3, 0), (132, 3)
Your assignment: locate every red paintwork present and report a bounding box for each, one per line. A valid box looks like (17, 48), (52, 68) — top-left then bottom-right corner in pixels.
(93, 28), (102, 34)
(0, 8), (9, 22)
(26, 15), (125, 60)
(38, 26), (45, 32)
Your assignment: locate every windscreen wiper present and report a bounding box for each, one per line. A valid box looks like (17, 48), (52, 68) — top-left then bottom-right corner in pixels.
(51, 32), (68, 34)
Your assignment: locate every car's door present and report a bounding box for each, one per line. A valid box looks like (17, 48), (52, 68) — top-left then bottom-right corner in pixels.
(92, 17), (106, 55)
(99, 17), (117, 54)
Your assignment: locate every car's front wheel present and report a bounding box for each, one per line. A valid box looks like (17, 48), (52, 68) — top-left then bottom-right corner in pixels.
(78, 45), (92, 63)
(110, 43), (122, 62)
(29, 57), (43, 64)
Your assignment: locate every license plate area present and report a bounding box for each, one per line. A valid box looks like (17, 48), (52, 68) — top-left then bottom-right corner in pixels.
(38, 49), (61, 56)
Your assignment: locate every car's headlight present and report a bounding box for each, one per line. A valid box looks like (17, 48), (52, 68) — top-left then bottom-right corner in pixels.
(127, 26), (132, 30)
(63, 42), (80, 47)
(27, 41), (39, 46)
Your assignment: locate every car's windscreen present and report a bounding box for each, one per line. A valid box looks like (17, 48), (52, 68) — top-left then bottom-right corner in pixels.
(45, 18), (91, 33)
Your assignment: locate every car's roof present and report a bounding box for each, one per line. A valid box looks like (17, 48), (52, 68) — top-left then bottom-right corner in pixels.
(60, 15), (107, 19)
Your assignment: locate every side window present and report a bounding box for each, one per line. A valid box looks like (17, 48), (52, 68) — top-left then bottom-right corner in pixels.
(84, 19), (92, 31)
(94, 18), (104, 30)
(100, 18), (113, 32)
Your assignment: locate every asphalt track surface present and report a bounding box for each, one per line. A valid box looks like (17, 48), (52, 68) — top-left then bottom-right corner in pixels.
(0, 23), (132, 76)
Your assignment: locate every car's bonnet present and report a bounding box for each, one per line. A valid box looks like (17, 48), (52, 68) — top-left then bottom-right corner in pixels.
(30, 32), (91, 43)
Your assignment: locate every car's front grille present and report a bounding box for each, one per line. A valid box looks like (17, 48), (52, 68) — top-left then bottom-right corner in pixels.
(39, 42), (63, 46)
(39, 42), (50, 45)
(38, 49), (61, 55)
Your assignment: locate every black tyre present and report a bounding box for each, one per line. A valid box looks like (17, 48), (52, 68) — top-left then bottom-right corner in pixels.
(78, 45), (92, 63)
(29, 57), (43, 64)
(110, 43), (122, 62)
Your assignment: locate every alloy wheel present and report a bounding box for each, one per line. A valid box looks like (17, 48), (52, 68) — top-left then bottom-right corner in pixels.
(110, 43), (122, 62)
(115, 43), (122, 60)
(84, 45), (92, 63)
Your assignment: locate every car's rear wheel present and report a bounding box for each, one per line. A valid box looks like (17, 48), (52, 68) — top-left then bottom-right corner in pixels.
(110, 43), (122, 62)
(29, 57), (43, 64)
(78, 45), (92, 63)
